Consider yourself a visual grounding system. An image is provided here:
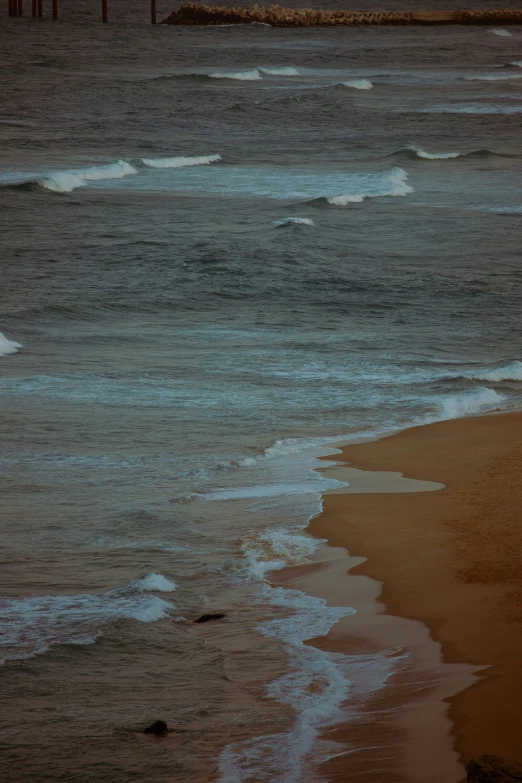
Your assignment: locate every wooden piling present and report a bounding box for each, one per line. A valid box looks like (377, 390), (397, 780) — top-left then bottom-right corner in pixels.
(32, 0), (36, 15)
(102, 0), (107, 21)
(151, 0), (156, 23)
(17, 0), (22, 15)
(37, 0), (42, 16)
(52, 0), (57, 18)
(8, 0), (13, 16)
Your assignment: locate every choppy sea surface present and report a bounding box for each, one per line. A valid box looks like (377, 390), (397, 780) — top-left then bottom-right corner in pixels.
(1, 3), (521, 781)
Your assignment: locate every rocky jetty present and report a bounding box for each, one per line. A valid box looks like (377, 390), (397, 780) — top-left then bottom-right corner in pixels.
(162, 4), (522, 26)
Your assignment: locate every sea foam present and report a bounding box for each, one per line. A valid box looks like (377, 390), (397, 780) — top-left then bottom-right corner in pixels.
(273, 217), (314, 227)
(490, 28), (512, 36)
(432, 387), (505, 421)
(326, 167), (412, 205)
(203, 477), (345, 501)
(408, 144), (460, 160)
(218, 585), (357, 783)
(241, 528), (324, 580)
(0, 332), (22, 357)
(210, 69), (262, 80)
(340, 79), (373, 90)
(38, 160), (137, 193)
(260, 66), (299, 76)
(0, 582), (173, 665)
(465, 73), (522, 81)
(467, 360), (522, 382)
(137, 573), (177, 592)
(141, 154), (221, 168)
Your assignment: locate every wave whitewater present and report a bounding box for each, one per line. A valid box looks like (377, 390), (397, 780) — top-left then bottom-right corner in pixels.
(273, 217), (314, 227)
(340, 79), (373, 89)
(39, 160), (136, 193)
(210, 68), (262, 80)
(0, 577), (175, 665)
(429, 387), (505, 422)
(465, 73), (522, 81)
(466, 360), (522, 383)
(322, 167), (412, 206)
(0, 332), (22, 357)
(389, 146), (512, 161)
(260, 66), (299, 76)
(2, 155), (223, 193)
(141, 154), (221, 168)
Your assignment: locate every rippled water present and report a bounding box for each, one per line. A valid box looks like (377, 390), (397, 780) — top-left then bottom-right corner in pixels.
(1, 4), (521, 781)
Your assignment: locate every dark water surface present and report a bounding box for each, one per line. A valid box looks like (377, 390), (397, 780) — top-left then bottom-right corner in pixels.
(1, 4), (522, 781)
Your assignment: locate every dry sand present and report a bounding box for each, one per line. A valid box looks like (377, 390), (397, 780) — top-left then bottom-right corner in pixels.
(300, 411), (522, 779)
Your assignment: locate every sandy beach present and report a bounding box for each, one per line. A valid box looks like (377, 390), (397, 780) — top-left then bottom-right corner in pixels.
(293, 411), (522, 779)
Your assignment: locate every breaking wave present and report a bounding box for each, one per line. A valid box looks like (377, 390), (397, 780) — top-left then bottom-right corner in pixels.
(37, 160), (137, 193)
(273, 217), (314, 227)
(389, 147), (515, 161)
(490, 28), (512, 37)
(339, 79), (373, 90)
(0, 580), (174, 665)
(241, 528), (324, 580)
(210, 68), (262, 80)
(319, 167), (412, 206)
(203, 476), (345, 501)
(465, 73), (522, 81)
(260, 66), (299, 76)
(466, 360), (522, 382)
(141, 154), (221, 168)
(137, 573), (177, 592)
(428, 387), (506, 422)
(407, 144), (460, 160)
(0, 332), (22, 357)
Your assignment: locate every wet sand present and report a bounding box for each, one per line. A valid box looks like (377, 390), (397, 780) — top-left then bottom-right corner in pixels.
(302, 411), (522, 778)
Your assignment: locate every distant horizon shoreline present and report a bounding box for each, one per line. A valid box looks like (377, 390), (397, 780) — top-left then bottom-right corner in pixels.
(162, 4), (522, 25)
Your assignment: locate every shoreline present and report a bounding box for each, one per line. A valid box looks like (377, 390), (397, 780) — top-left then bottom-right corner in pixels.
(296, 411), (522, 779)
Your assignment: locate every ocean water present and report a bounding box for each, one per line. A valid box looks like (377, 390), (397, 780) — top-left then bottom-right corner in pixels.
(1, 4), (522, 781)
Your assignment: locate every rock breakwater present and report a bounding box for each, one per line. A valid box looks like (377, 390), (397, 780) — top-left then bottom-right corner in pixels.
(162, 4), (522, 26)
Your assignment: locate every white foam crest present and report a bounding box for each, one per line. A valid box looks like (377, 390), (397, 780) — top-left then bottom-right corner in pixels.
(38, 160), (137, 193)
(327, 167), (412, 205)
(141, 154), (221, 168)
(263, 436), (338, 459)
(137, 573), (177, 592)
(466, 360), (522, 382)
(238, 456), (257, 466)
(466, 73), (522, 81)
(340, 79), (373, 90)
(409, 144), (460, 160)
(260, 66), (299, 76)
(241, 528), (322, 579)
(327, 194), (364, 205)
(204, 477), (344, 501)
(273, 217), (314, 227)
(490, 28), (512, 37)
(430, 387), (506, 421)
(218, 586), (355, 782)
(210, 69), (262, 80)
(0, 586), (173, 664)
(0, 332), (22, 357)
(511, 61), (522, 67)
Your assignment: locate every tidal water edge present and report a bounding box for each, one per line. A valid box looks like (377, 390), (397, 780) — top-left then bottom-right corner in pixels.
(1, 4), (522, 780)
